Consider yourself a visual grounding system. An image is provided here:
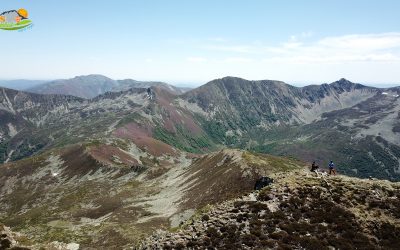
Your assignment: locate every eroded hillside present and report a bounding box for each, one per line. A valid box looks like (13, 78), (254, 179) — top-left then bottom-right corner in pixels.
(0, 148), (301, 249)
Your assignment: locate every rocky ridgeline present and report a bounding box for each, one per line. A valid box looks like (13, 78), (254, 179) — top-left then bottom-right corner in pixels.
(138, 170), (400, 249)
(0, 223), (80, 250)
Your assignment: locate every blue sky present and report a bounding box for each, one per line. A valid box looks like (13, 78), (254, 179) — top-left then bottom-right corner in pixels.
(1, 0), (400, 86)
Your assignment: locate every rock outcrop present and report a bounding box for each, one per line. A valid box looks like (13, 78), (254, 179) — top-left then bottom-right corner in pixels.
(139, 170), (400, 249)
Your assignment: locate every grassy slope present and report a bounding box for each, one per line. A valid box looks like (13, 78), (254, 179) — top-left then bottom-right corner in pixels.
(0, 143), (303, 248)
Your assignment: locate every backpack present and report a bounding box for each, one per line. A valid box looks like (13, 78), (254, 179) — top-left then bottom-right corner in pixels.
(254, 176), (274, 190)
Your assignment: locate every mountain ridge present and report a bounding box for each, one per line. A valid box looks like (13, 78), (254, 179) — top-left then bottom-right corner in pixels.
(26, 74), (189, 99)
(1, 76), (399, 179)
(182, 76), (378, 127)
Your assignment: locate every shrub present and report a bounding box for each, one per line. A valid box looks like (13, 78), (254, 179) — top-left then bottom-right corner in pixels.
(299, 237), (328, 250)
(1, 238), (12, 249)
(174, 242), (185, 250)
(202, 214), (210, 221)
(186, 240), (198, 248)
(241, 234), (258, 247)
(270, 231), (288, 240)
(206, 227), (220, 238)
(260, 239), (275, 248)
(248, 202), (270, 213)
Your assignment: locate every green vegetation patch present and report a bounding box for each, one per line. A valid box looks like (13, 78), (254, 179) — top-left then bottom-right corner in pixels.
(117, 113), (147, 127)
(153, 125), (213, 153)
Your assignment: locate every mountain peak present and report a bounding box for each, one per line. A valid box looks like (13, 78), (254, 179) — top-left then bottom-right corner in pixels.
(73, 74), (113, 80)
(329, 78), (359, 90)
(338, 77), (353, 83)
(220, 76), (248, 81)
(205, 76), (287, 87)
(335, 77), (352, 83)
(70, 74), (115, 83)
(333, 78), (354, 85)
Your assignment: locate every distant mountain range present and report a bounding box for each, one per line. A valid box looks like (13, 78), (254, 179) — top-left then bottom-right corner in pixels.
(25, 74), (190, 98)
(0, 80), (46, 90)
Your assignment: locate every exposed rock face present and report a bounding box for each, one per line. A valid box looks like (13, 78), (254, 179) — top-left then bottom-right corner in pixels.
(0, 86), (150, 162)
(182, 77), (377, 127)
(0, 87), (86, 163)
(252, 87), (400, 180)
(139, 170), (400, 249)
(0, 86), (84, 118)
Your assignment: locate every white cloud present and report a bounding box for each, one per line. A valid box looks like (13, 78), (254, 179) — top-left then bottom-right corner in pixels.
(171, 32), (400, 84)
(262, 53), (400, 64)
(201, 32), (400, 64)
(263, 32), (400, 64)
(317, 33), (400, 51)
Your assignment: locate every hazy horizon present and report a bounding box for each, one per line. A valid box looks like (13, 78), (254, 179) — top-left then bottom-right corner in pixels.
(2, 0), (400, 85)
(0, 75), (399, 89)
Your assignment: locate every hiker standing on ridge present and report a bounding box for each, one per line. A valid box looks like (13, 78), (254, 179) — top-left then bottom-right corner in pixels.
(328, 160), (336, 175)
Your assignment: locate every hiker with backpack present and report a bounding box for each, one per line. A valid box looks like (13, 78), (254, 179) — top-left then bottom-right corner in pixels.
(310, 161), (319, 172)
(254, 176), (274, 190)
(328, 160), (336, 175)
(310, 161), (320, 176)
